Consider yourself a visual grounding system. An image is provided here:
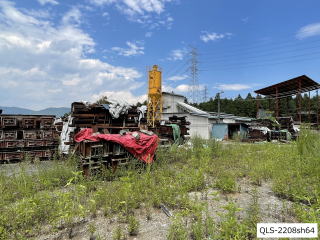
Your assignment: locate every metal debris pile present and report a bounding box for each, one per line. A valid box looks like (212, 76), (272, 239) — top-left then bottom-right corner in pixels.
(0, 114), (59, 163)
(59, 102), (189, 175)
(150, 115), (190, 145)
(247, 117), (299, 142)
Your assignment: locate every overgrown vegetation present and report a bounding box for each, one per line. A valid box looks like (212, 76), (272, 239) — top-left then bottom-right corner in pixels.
(0, 130), (319, 239)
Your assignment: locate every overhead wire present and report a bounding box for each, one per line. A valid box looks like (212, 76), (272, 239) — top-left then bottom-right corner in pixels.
(200, 52), (320, 71)
(200, 36), (320, 58)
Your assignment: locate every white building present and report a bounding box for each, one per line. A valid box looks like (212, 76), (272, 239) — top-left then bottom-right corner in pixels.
(161, 92), (252, 140)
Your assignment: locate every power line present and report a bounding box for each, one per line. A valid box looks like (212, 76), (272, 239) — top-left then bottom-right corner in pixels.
(164, 60), (189, 79)
(200, 43), (320, 63)
(201, 51), (320, 71)
(200, 36), (320, 58)
(163, 58), (189, 77)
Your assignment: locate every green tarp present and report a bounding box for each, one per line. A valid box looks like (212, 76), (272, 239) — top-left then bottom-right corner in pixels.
(169, 124), (181, 144)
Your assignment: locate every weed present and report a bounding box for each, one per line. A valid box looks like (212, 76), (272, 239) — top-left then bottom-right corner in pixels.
(88, 223), (97, 236)
(214, 175), (237, 193)
(112, 226), (126, 240)
(127, 215), (140, 236)
(1, 130), (320, 239)
(167, 216), (188, 240)
(217, 202), (248, 239)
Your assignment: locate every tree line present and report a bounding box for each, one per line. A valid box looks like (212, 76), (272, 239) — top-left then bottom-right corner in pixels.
(193, 93), (320, 119)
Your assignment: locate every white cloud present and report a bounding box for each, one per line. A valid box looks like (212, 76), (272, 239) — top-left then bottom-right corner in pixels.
(0, 1), (143, 109)
(38, 0), (59, 6)
(89, 0), (116, 6)
(145, 32), (153, 38)
(296, 22), (320, 39)
(241, 17), (249, 23)
(167, 74), (188, 81)
(89, 0), (173, 28)
(62, 7), (82, 26)
(217, 84), (251, 91)
(112, 41), (144, 56)
(168, 48), (187, 61)
(90, 0), (171, 14)
(91, 91), (147, 104)
(163, 84), (204, 94)
(200, 31), (232, 43)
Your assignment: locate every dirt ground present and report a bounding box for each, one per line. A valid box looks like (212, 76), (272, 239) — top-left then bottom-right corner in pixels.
(37, 177), (296, 240)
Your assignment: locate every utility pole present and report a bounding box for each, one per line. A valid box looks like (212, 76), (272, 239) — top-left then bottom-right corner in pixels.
(217, 91), (224, 123)
(189, 47), (199, 103)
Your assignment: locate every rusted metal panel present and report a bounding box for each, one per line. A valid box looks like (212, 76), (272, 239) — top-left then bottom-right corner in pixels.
(24, 150), (44, 159)
(2, 117), (17, 127)
(3, 152), (23, 161)
(44, 140), (56, 146)
(23, 130), (39, 140)
(40, 118), (54, 129)
(42, 130), (54, 140)
(3, 131), (17, 140)
(22, 118), (37, 129)
(2, 140), (25, 148)
(25, 140), (45, 147)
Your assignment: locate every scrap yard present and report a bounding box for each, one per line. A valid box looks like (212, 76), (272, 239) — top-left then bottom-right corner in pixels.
(1, 75), (320, 240)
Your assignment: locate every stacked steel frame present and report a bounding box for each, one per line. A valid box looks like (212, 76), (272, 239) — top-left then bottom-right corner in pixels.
(69, 102), (141, 175)
(0, 114), (58, 163)
(67, 102), (189, 175)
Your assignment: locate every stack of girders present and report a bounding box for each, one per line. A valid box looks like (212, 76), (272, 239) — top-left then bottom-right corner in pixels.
(0, 114), (59, 163)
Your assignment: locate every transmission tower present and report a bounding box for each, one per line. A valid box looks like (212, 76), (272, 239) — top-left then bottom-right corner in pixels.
(189, 47), (199, 103)
(203, 85), (208, 102)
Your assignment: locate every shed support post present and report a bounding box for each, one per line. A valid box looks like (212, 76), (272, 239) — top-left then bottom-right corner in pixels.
(275, 87), (279, 118)
(256, 94), (261, 118)
(317, 90), (319, 128)
(297, 78), (302, 123)
(308, 91), (311, 123)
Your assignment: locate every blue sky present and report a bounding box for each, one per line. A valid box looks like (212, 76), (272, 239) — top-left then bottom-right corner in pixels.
(1, 0), (320, 109)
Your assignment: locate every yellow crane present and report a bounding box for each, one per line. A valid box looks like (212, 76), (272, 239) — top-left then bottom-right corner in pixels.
(147, 65), (162, 127)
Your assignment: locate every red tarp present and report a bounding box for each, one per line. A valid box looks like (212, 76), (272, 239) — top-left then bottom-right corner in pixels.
(74, 128), (159, 163)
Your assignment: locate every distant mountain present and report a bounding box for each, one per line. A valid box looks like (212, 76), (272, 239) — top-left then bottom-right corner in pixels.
(0, 106), (70, 117)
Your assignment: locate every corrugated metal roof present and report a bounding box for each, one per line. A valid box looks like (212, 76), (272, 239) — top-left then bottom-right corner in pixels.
(177, 102), (210, 115)
(254, 75), (320, 97)
(175, 102), (253, 122)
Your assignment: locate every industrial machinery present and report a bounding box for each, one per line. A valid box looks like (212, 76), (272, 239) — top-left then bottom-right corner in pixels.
(147, 65), (162, 127)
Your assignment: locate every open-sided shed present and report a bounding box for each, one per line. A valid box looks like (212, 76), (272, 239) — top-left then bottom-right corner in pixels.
(254, 75), (320, 124)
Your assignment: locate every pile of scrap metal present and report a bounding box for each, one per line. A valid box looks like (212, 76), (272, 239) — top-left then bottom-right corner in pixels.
(0, 114), (59, 163)
(150, 115), (190, 145)
(247, 117), (299, 142)
(59, 101), (189, 175)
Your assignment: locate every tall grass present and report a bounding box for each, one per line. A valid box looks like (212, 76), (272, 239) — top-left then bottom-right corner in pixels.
(0, 130), (319, 239)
